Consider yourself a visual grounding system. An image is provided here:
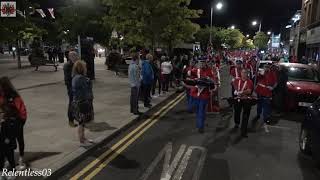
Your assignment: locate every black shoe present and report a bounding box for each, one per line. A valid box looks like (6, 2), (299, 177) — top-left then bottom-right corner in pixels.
(241, 134), (248, 138)
(252, 115), (260, 123)
(230, 125), (239, 133)
(133, 112), (143, 115)
(265, 119), (271, 125)
(144, 104), (152, 108)
(198, 128), (204, 134)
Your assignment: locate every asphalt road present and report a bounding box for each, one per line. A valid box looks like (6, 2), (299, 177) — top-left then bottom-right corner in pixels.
(59, 66), (320, 180)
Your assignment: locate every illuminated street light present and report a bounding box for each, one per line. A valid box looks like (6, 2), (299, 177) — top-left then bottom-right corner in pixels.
(252, 20), (262, 32)
(252, 21), (257, 26)
(230, 25), (235, 29)
(216, 2), (223, 10)
(267, 31), (271, 35)
(246, 34), (250, 38)
(210, 2), (224, 44)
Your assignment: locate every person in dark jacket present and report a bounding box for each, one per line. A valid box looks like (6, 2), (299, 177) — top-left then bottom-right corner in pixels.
(0, 77), (27, 171)
(63, 51), (79, 127)
(72, 61), (94, 147)
(141, 54), (154, 108)
(150, 57), (161, 97)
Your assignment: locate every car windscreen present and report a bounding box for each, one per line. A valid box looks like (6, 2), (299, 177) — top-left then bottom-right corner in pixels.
(286, 66), (320, 82)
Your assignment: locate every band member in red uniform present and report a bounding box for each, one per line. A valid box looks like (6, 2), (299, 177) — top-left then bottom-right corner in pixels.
(230, 59), (243, 96)
(254, 63), (277, 132)
(184, 60), (196, 112)
(232, 69), (254, 138)
(184, 59), (214, 133)
(207, 62), (220, 113)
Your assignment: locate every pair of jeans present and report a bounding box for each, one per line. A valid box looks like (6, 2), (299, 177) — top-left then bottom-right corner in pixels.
(152, 76), (161, 95)
(257, 96), (272, 122)
(162, 74), (170, 92)
(16, 120), (25, 157)
(234, 100), (252, 135)
(142, 83), (152, 106)
(67, 87), (74, 123)
(130, 87), (139, 113)
(194, 98), (208, 129)
(186, 89), (194, 112)
(0, 148), (15, 171)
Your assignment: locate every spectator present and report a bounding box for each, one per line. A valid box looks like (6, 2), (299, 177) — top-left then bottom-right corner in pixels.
(151, 57), (161, 97)
(63, 51), (79, 128)
(141, 54), (154, 108)
(129, 53), (142, 115)
(0, 76), (27, 174)
(72, 61), (94, 147)
(161, 56), (173, 93)
(107, 48), (121, 76)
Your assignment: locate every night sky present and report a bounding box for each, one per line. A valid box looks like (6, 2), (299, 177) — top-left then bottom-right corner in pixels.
(189, 0), (302, 35)
(40, 0), (301, 35)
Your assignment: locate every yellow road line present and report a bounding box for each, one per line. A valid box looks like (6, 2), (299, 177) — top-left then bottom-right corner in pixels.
(70, 93), (184, 180)
(83, 94), (185, 179)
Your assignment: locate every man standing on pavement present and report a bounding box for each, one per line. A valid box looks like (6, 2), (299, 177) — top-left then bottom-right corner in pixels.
(141, 53), (154, 108)
(63, 51), (79, 127)
(129, 53), (142, 115)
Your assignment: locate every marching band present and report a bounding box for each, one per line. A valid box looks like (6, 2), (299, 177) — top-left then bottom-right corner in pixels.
(181, 49), (278, 137)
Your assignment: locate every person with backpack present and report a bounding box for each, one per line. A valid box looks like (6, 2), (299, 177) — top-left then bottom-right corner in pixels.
(0, 76), (27, 174)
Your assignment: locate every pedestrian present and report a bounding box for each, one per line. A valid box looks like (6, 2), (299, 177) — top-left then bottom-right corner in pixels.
(150, 57), (161, 97)
(107, 48), (121, 76)
(72, 61), (94, 147)
(0, 77), (27, 179)
(232, 69), (254, 138)
(63, 51), (79, 128)
(161, 56), (173, 93)
(0, 77), (27, 170)
(0, 106), (18, 180)
(274, 66), (288, 114)
(129, 53), (142, 115)
(141, 54), (154, 108)
(254, 63), (277, 132)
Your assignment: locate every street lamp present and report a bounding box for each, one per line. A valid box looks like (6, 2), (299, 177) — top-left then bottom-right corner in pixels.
(267, 31), (271, 35)
(210, 1), (224, 44)
(252, 20), (262, 32)
(230, 25), (235, 29)
(246, 34), (250, 38)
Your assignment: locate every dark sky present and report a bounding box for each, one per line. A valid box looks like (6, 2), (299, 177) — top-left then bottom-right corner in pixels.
(189, 0), (302, 35)
(40, 0), (301, 35)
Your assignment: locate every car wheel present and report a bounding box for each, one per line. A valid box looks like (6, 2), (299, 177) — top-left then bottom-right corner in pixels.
(299, 127), (312, 155)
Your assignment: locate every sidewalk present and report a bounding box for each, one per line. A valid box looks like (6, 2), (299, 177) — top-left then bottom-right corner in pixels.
(1, 58), (176, 178)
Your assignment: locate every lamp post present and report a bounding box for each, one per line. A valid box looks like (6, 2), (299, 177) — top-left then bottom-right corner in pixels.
(210, 2), (223, 44)
(252, 20), (262, 32)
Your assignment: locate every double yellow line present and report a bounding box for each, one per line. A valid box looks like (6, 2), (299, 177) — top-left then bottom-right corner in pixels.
(71, 93), (185, 180)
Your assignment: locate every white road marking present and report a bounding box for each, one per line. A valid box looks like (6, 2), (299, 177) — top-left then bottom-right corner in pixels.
(140, 142), (207, 180)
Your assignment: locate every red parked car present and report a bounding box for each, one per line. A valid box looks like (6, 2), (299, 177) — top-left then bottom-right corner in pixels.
(279, 63), (320, 110)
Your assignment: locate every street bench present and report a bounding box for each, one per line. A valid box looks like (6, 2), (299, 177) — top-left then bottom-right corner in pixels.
(28, 55), (58, 72)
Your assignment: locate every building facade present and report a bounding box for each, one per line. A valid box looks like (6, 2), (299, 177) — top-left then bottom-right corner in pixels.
(300, 0), (320, 60)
